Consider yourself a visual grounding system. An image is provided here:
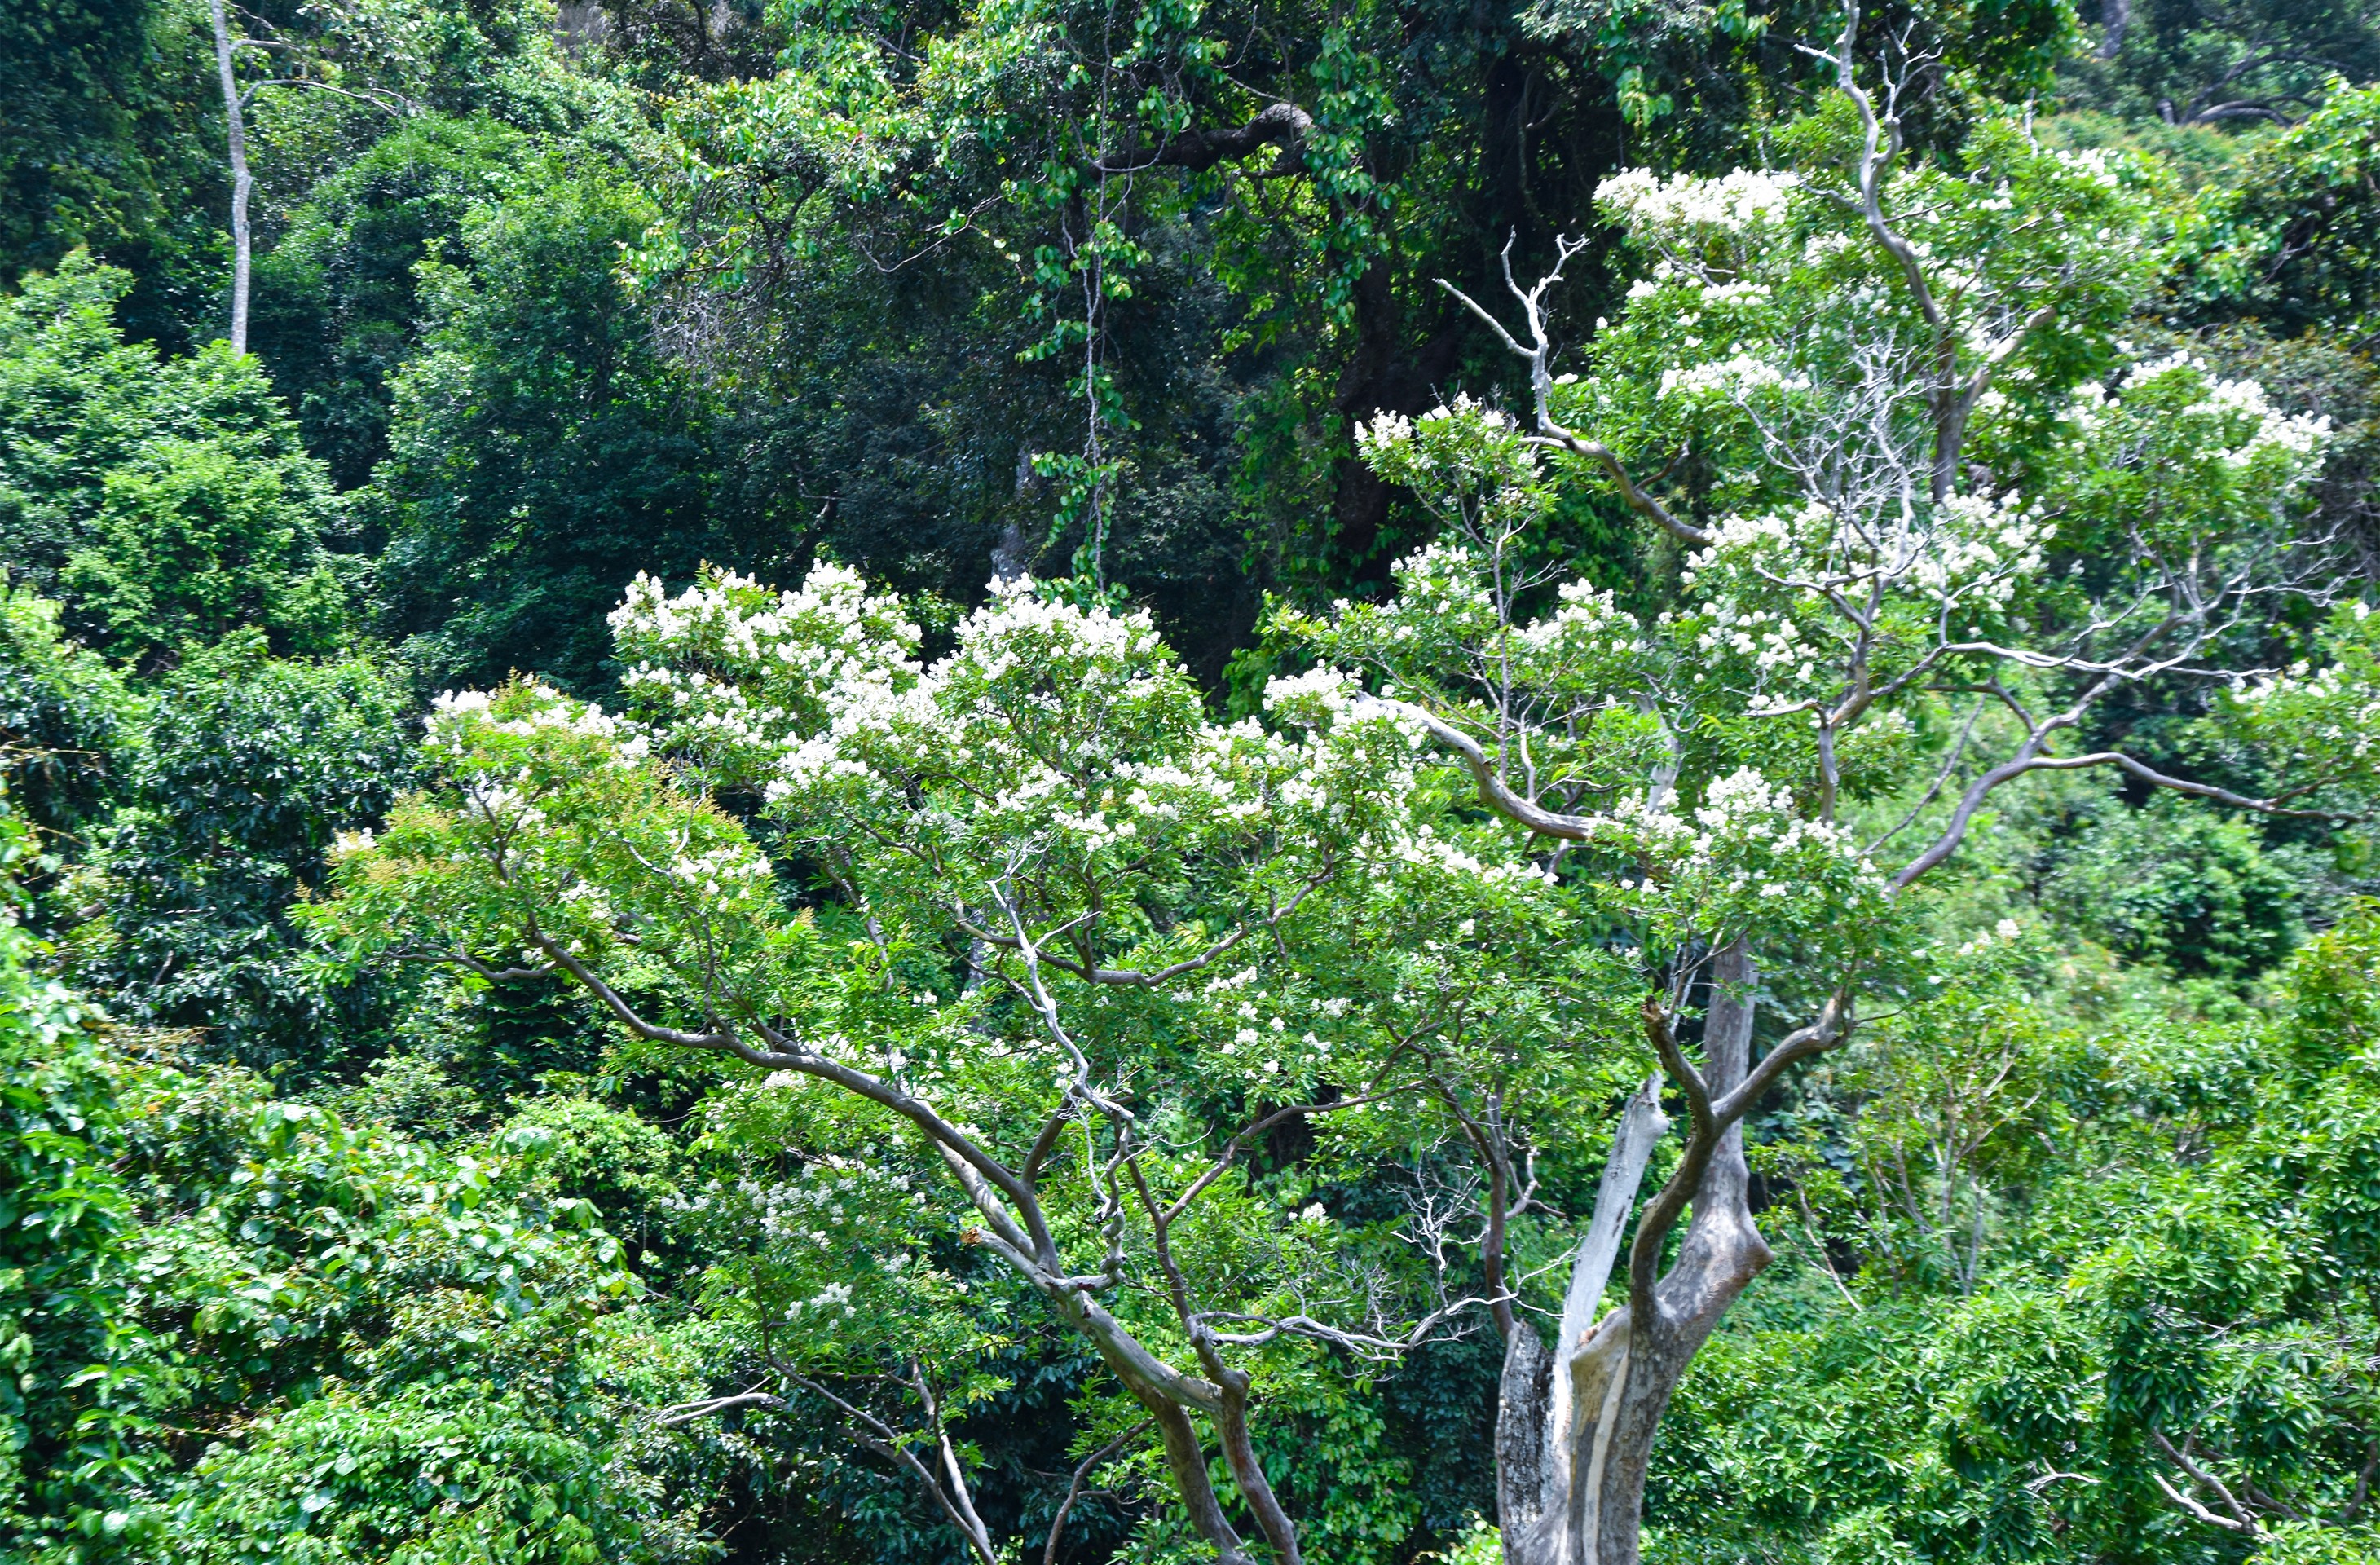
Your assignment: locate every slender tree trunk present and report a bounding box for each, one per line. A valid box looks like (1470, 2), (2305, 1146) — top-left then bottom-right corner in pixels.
(1498, 941), (1776, 1565)
(2096, 0), (2129, 59)
(1216, 1367), (1304, 1565)
(208, 0), (253, 355)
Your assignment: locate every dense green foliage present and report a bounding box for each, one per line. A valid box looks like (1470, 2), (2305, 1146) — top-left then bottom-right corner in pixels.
(0, 255), (352, 666)
(1654, 909), (2380, 1565)
(2, 0), (2378, 1558)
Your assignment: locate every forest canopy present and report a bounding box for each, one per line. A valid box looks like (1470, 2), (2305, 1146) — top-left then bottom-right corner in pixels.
(2, 0), (2378, 1561)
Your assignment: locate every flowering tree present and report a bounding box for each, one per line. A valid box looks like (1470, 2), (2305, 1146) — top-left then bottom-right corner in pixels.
(309, 21), (2371, 1563)
(1273, 17), (2356, 1565)
(318, 566), (1611, 1565)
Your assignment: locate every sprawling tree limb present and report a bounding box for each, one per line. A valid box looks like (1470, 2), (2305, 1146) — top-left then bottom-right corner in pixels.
(492, 924), (1285, 1564)
(655, 1388), (786, 1426)
(2152, 1429), (2263, 1538)
(1351, 691), (1601, 840)
(1214, 1370), (1303, 1565)
(1097, 101), (1314, 174)
(1888, 730), (2347, 893)
(1602, 943), (1773, 1565)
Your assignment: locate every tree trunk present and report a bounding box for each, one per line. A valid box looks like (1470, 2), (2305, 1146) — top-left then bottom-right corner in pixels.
(1328, 260), (1462, 581)
(208, 0), (253, 355)
(1499, 941), (1774, 1565)
(1044, 1280), (1258, 1565)
(2096, 0), (2129, 59)
(1143, 1395), (1258, 1565)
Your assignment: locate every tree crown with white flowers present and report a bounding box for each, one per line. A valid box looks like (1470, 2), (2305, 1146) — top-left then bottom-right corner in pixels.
(318, 563), (1650, 1565)
(1260, 24), (2363, 1564)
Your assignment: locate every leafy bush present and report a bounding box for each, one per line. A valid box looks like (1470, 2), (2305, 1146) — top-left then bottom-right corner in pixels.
(62, 636), (418, 1081)
(0, 254), (355, 669)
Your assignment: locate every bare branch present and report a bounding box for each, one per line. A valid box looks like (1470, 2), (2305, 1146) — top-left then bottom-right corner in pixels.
(2153, 1472), (2259, 1536)
(2153, 1429), (2262, 1536)
(655, 1389), (785, 1427)
(1095, 102), (1313, 174)
(1434, 235), (1713, 547)
(1045, 1422), (1153, 1565)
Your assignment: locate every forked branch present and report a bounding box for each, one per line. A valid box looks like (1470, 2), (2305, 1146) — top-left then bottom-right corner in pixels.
(1435, 235), (1713, 548)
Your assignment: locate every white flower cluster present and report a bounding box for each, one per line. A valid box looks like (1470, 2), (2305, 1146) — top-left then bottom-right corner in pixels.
(1694, 767), (1796, 833)
(610, 564), (918, 681)
(1941, 917), (2029, 959)
(426, 684), (651, 765)
(2202, 376), (2329, 461)
(762, 577), (1261, 851)
(2233, 611), (2380, 760)
(1520, 579), (1642, 663)
(1683, 504), (1827, 584)
(789, 1282), (856, 1320)
(1658, 354), (1809, 400)
(1383, 825), (1558, 891)
(1195, 976), (1351, 1086)
(1690, 279), (1773, 307)
(462, 778), (540, 827)
(2103, 355), (2331, 464)
(1598, 167), (1800, 233)
(608, 565), (923, 790)
(1911, 492), (2052, 602)
(2050, 147), (2118, 187)
(665, 1163), (919, 1256)
(1597, 768), (1884, 914)
(1683, 483), (2050, 622)
(768, 677), (933, 799)
(1695, 601), (1820, 681)
(1263, 668), (1360, 726)
(1357, 409), (1417, 456)
(665, 841), (774, 910)
(962, 575), (1163, 672)
(1357, 396), (1523, 465)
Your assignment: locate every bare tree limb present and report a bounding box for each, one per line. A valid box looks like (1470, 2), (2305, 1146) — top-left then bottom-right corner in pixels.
(1044, 1422), (1153, 1565)
(1435, 235), (1714, 547)
(1096, 102), (1313, 174)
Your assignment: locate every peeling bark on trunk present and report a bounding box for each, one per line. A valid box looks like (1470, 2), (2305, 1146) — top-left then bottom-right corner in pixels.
(1498, 942), (1776, 1565)
(1498, 1322), (1558, 1542)
(1499, 1074), (1665, 1565)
